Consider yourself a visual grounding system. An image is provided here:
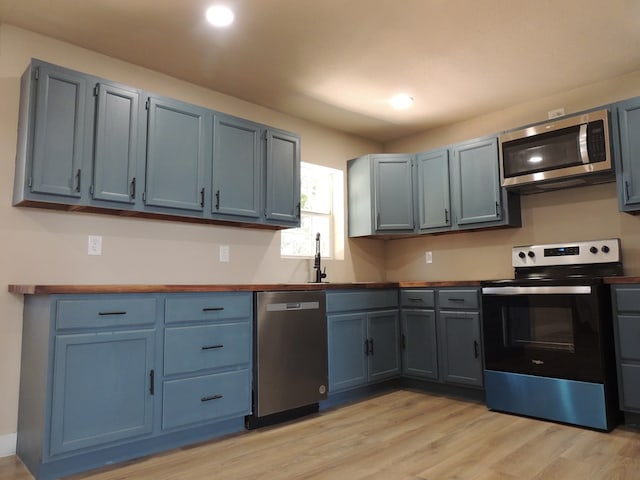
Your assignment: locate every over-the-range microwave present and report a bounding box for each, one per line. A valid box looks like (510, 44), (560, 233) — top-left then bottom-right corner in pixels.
(499, 108), (614, 194)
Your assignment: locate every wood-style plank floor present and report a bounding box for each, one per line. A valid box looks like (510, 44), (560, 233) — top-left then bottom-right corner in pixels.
(2, 389), (640, 480)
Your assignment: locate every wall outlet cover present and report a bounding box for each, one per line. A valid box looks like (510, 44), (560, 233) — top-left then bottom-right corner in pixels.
(219, 245), (230, 262)
(425, 251), (433, 264)
(88, 235), (102, 256)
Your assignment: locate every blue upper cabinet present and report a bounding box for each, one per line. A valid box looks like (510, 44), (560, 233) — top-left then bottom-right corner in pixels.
(451, 136), (501, 226)
(265, 128), (301, 226)
(373, 154), (415, 232)
(212, 114), (262, 220)
(615, 98), (640, 211)
(92, 82), (142, 205)
(144, 97), (211, 213)
(347, 154), (414, 237)
(21, 62), (88, 201)
(416, 148), (451, 231)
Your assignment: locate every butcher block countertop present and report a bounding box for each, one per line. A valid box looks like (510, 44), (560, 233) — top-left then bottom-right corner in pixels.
(8, 280), (481, 295)
(603, 276), (640, 284)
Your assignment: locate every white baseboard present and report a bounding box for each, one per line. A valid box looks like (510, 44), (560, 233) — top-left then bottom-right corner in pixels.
(0, 433), (17, 457)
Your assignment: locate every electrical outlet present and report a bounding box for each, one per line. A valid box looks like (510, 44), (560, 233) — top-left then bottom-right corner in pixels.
(219, 245), (230, 262)
(88, 235), (102, 256)
(425, 251), (433, 264)
(548, 108), (565, 119)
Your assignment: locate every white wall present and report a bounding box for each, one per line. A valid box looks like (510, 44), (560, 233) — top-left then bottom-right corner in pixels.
(0, 25), (385, 447)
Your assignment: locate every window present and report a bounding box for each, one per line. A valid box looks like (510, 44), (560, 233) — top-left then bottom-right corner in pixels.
(281, 162), (343, 259)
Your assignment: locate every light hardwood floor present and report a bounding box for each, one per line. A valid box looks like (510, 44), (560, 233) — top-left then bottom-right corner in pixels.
(2, 389), (640, 479)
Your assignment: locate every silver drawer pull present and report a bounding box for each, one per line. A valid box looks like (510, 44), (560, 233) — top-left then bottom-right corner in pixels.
(201, 344), (224, 350)
(203, 307), (225, 312)
(98, 311), (127, 316)
(201, 394), (223, 402)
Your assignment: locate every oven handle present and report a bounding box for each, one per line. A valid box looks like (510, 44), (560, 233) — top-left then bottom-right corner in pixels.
(481, 285), (592, 295)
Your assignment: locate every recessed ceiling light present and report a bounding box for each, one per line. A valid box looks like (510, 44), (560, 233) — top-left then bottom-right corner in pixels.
(390, 94), (414, 110)
(206, 5), (234, 27)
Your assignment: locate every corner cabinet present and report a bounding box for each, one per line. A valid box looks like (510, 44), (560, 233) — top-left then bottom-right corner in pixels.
(13, 59), (300, 230)
(614, 98), (640, 212)
(347, 154), (415, 236)
(16, 291), (252, 480)
(399, 287), (483, 388)
(326, 289), (400, 393)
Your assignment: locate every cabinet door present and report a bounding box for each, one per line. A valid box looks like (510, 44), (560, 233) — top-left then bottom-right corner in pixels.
(30, 64), (87, 198)
(373, 154), (414, 231)
(145, 97), (208, 212)
(616, 98), (640, 209)
(92, 82), (140, 204)
(328, 313), (367, 392)
(619, 364), (640, 412)
(451, 137), (501, 226)
(50, 329), (155, 455)
(416, 149), (451, 230)
(367, 310), (401, 383)
(401, 309), (438, 380)
(265, 129), (300, 225)
(438, 311), (483, 387)
(212, 114), (262, 219)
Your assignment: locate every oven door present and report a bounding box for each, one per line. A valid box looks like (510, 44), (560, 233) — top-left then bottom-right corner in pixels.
(481, 284), (607, 383)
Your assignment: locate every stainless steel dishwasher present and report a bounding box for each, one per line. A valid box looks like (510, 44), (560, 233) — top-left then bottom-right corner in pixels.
(246, 290), (327, 428)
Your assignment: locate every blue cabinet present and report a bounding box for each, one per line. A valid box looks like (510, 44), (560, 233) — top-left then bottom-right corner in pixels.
(144, 97), (210, 213)
(611, 286), (640, 414)
(327, 290), (400, 393)
(13, 59), (301, 231)
(50, 329), (155, 455)
(265, 128), (301, 226)
(451, 137), (501, 226)
(615, 98), (640, 211)
(16, 291), (251, 480)
(400, 289), (438, 380)
(212, 114), (262, 219)
(15, 62), (88, 202)
(347, 154), (414, 236)
(437, 289), (483, 387)
(416, 149), (451, 231)
(91, 82), (142, 205)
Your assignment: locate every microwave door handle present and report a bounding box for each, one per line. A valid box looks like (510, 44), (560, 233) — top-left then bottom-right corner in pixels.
(579, 123), (589, 164)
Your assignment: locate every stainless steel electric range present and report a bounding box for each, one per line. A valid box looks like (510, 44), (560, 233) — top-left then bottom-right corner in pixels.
(481, 238), (623, 430)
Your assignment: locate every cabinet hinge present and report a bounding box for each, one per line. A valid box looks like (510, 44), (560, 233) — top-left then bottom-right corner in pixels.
(93, 85), (99, 97)
(145, 98), (150, 110)
(34, 67), (39, 81)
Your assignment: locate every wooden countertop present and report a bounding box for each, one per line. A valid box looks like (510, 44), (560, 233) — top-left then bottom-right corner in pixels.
(604, 276), (640, 284)
(8, 280), (480, 295)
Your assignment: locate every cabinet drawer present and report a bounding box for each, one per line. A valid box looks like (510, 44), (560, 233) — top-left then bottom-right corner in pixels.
(438, 289), (479, 310)
(400, 290), (435, 308)
(164, 322), (251, 376)
(326, 289), (398, 313)
(162, 369), (251, 430)
(56, 296), (157, 330)
(618, 315), (640, 361)
(615, 287), (640, 313)
(165, 293), (251, 324)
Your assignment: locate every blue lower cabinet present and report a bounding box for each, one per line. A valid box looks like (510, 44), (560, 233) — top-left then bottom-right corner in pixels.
(401, 309), (438, 380)
(16, 292), (252, 480)
(327, 290), (400, 394)
(50, 330), (155, 455)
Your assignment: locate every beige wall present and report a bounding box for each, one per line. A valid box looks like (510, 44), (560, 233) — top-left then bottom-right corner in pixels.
(382, 69), (640, 282)
(0, 26), (384, 440)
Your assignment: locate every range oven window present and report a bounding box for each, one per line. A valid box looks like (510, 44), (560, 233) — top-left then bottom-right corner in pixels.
(504, 305), (575, 353)
(482, 286), (609, 383)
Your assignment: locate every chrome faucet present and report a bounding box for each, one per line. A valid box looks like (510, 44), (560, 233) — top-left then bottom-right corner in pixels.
(313, 233), (327, 283)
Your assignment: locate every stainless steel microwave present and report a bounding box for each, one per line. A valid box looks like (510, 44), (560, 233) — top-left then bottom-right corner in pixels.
(499, 109), (614, 193)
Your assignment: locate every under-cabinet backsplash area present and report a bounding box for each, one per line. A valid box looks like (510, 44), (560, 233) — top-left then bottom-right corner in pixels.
(383, 182), (640, 282)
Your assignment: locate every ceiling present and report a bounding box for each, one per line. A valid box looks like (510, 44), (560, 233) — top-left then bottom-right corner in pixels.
(2, 0), (640, 142)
